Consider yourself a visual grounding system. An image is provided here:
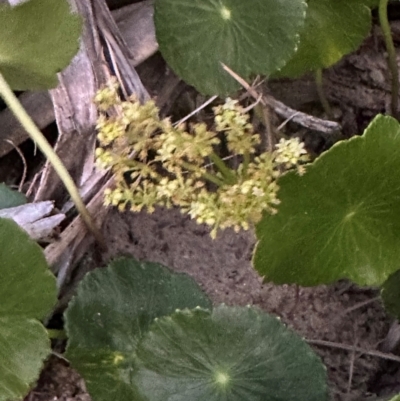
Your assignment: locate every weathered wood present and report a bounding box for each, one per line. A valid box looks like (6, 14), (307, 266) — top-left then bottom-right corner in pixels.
(112, 0), (155, 67)
(0, 201), (65, 241)
(32, 0), (107, 204)
(32, 0), (150, 205)
(92, 0), (150, 103)
(44, 176), (112, 283)
(37, 0), (150, 275)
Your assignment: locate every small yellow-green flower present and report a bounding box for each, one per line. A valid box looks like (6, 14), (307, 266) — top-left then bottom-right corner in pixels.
(95, 82), (309, 238)
(275, 137), (308, 169)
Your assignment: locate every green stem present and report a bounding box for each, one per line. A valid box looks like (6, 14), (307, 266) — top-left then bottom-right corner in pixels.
(209, 153), (237, 185)
(255, 103), (274, 152)
(181, 161), (225, 186)
(47, 329), (67, 340)
(379, 0), (399, 118)
(0, 72), (105, 247)
(315, 69), (333, 118)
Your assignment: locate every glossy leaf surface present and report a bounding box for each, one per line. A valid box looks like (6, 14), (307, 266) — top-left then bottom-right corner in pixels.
(154, 0), (307, 95)
(276, 0), (371, 77)
(381, 270), (400, 319)
(65, 257), (211, 401)
(0, 183), (26, 209)
(135, 305), (328, 401)
(0, 218), (56, 401)
(254, 115), (400, 286)
(0, 0), (81, 89)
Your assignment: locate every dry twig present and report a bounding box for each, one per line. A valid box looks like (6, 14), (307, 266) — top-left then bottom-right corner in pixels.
(221, 63), (341, 135)
(307, 338), (400, 363)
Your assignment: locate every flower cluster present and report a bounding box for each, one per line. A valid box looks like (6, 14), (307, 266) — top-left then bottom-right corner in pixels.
(95, 80), (308, 238)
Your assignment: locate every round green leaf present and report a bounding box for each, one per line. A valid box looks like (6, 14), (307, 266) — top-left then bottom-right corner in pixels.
(381, 269), (400, 319)
(0, 217), (57, 401)
(154, 0), (307, 95)
(135, 305), (328, 401)
(276, 0), (371, 78)
(254, 114), (400, 287)
(0, 183), (26, 209)
(64, 257), (211, 401)
(0, 0), (82, 90)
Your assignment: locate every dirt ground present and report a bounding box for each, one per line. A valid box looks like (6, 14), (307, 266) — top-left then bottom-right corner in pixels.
(29, 206), (394, 401)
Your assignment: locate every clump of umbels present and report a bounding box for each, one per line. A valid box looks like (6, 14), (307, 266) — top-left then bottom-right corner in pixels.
(94, 78), (308, 238)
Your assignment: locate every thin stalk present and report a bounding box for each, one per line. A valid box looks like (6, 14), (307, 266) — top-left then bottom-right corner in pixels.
(379, 0), (399, 118)
(315, 69), (333, 118)
(209, 152), (237, 185)
(255, 103), (275, 152)
(242, 151), (250, 178)
(181, 161), (225, 186)
(0, 72), (105, 247)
